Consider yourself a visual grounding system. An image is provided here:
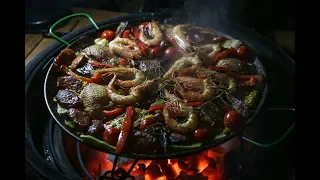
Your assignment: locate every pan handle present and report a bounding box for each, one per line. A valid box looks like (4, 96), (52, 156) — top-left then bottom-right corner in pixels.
(49, 13), (99, 46)
(240, 108), (295, 148)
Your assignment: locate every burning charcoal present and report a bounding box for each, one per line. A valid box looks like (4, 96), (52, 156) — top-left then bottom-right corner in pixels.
(146, 161), (163, 179)
(176, 171), (208, 180)
(178, 160), (188, 171)
(136, 164), (147, 176)
(107, 154), (134, 166)
(186, 155), (200, 171)
(185, 169), (197, 176)
(207, 158), (217, 170)
(155, 160), (175, 178)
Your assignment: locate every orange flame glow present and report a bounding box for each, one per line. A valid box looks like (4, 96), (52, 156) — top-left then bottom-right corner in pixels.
(83, 146), (226, 180)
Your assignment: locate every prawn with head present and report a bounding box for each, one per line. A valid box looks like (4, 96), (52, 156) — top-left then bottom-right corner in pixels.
(136, 20), (164, 47)
(93, 67), (145, 88)
(109, 37), (142, 60)
(162, 89), (199, 134)
(163, 55), (202, 80)
(173, 66), (237, 95)
(174, 76), (215, 102)
(106, 74), (160, 105)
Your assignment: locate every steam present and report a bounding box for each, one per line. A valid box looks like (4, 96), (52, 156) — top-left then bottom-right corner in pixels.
(168, 0), (247, 28)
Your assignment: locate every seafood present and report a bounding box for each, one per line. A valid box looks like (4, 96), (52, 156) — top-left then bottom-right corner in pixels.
(52, 20), (267, 155)
(106, 75), (160, 105)
(216, 58), (257, 74)
(162, 90), (199, 133)
(172, 24), (193, 52)
(173, 66), (237, 94)
(93, 67), (145, 88)
(82, 44), (115, 61)
(109, 37), (142, 60)
(198, 68), (237, 94)
(138, 20), (164, 47)
(163, 56), (202, 79)
(80, 83), (110, 112)
(174, 76), (215, 102)
(186, 26), (217, 44)
(195, 44), (222, 58)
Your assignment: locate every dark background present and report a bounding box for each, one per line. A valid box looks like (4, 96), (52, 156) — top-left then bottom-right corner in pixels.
(25, 0), (295, 34)
(25, 0), (295, 179)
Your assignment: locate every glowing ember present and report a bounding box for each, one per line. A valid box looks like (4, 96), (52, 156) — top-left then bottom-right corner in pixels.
(82, 146), (226, 180)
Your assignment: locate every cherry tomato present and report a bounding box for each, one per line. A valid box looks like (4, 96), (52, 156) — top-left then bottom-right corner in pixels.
(223, 111), (245, 131)
(236, 46), (248, 58)
(101, 30), (116, 41)
(140, 116), (156, 130)
(149, 47), (163, 57)
(119, 58), (128, 66)
(103, 127), (121, 146)
(194, 128), (209, 141)
(122, 30), (130, 38)
(161, 47), (176, 61)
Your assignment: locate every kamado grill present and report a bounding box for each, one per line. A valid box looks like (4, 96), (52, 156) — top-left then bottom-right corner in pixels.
(25, 12), (295, 180)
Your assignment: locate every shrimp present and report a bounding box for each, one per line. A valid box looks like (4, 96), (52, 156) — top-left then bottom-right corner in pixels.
(93, 67), (145, 88)
(197, 68), (237, 94)
(107, 75), (160, 105)
(174, 66), (237, 95)
(138, 20), (164, 47)
(174, 76), (215, 102)
(162, 90), (198, 133)
(195, 44), (222, 58)
(163, 56), (202, 79)
(109, 37), (142, 60)
(172, 24), (193, 52)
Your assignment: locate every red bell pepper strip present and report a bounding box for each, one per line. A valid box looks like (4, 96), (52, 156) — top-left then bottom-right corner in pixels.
(88, 61), (114, 68)
(206, 48), (236, 65)
(208, 66), (264, 81)
(103, 107), (124, 117)
(147, 104), (165, 113)
(115, 106), (135, 154)
(187, 101), (205, 107)
(240, 77), (258, 87)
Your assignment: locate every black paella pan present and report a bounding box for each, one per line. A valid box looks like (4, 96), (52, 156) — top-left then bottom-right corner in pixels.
(44, 12), (295, 160)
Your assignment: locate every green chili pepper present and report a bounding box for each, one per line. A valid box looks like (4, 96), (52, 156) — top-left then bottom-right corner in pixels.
(168, 143), (202, 149)
(152, 99), (165, 105)
(57, 104), (68, 114)
(213, 133), (227, 140)
(244, 90), (260, 108)
(65, 120), (76, 129)
(80, 135), (116, 151)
